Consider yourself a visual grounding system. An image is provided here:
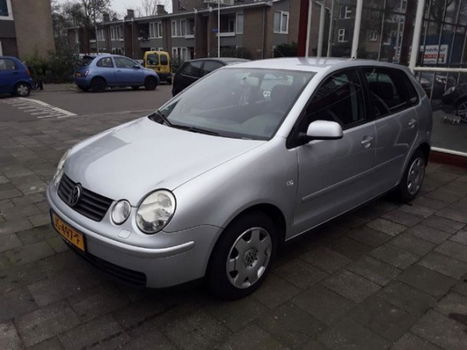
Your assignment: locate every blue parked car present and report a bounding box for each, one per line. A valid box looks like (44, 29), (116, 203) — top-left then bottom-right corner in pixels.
(0, 56), (33, 97)
(74, 54), (160, 92)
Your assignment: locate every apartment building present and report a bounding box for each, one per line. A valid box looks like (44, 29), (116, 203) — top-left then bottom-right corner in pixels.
(0, 0), (55, 57)
(68, 0), (300, 61)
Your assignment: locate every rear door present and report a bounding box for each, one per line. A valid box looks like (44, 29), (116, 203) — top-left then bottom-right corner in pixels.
(362, 67), (419, 191)
(292, 69), (378, 234)
(95, 57), (117, 85)
(0, 58), (18, 93)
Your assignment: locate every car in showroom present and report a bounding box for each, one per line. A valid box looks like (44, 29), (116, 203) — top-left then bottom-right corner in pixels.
(74, 54), (159, 92)
(172, 57), (248, 95)
(441, 81), (467, 123)
(47, 58), (431, 299)
(0, 56), (34, 97)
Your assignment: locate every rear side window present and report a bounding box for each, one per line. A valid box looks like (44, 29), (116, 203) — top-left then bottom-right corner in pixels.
(0, 59), (16, 71)
(96, 57), (113, 68)
(363, 67), (418, 118)
(114, 57), (136, 68)
(180, 61), (203, 77)
(203, 61), (223, 75)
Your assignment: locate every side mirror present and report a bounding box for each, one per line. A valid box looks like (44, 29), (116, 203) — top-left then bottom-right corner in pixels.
(303, 120), (343, 141)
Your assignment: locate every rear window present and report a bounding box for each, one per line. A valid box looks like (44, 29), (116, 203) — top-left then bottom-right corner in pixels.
(147, 53), (158, 65)
(0, 59), (16, 70)
(160, 54), (168, 65)
(79, 56), (95, 67)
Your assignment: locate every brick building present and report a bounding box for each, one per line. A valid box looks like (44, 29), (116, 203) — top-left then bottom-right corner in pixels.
(0, 0), (55, 58)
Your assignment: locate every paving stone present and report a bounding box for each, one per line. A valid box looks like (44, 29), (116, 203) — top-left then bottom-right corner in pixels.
(256, 302), (326, 349)
(3, 241), (54, 266)
(423, 215), (465, 234)
(366, 218), (406, 236)
(452, 281), (467, 297)
(58, 314), (129, 350)
(274, 258), (328, 290)
(389, 232), (435, 257)
(322, 236), (373, 260)
(391, 332), (442, 350)
(219, 324), (284, 350)
(0, 175), (8, 184)
(406, 224), (451, 244)
(301, 339), (329, 350)
(0, 219), (33, 235)
(0, 321), (23, 350)
(450, 230), (467, 245)
(412, 196), (449, 210)
(0, 204), (41, 220)
(347, 295), (417, 342)
(252, 274), (301, 309)
(292, 285), (355, 325)
(28, 214), (51, 227)
(323, 270), (381, 303)
(399, 204), (435, 218)
(120, 329), (175, 350)
(397, 264), (457, 297)
(425, 188), (464, 203)
(419, 252), (467, 279)
(379, 281), (436, 316)
(0, 286), (37, 322)
(435, 240), (467, 263)
(347, 256), (401, 286)
(318, 318), (390, 350)
(370, 245), (418, 269)
(436, 207), (467, 224)
(300, 247), (351, 273)
(27, 337), (64, 350)
(435, 292), (467, 317)
(346, 226), (392, 247)
(0, 233), (22, 253)
(16, 301), (80, 347)
(15, 225), (54, 245)
(0, 189), (22, 200)
(411, 310), (467, 350)
(382, 209), (424, 227)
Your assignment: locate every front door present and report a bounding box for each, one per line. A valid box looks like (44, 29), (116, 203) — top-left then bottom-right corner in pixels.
(113, 56), (145, 86)
(292, 69), (377, 235)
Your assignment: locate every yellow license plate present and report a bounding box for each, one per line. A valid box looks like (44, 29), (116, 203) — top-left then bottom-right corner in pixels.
(52, 212), (86, 251)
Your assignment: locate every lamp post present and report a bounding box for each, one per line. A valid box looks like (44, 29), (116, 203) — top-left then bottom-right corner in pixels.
(218, 0), (221, 57)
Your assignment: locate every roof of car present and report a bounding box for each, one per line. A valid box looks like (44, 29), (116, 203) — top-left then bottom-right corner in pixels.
(225, 57), (410, 73)
(188, 57), (249, 64)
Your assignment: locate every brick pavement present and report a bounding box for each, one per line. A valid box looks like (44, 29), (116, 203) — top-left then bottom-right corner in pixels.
(0, 101), (466, 349)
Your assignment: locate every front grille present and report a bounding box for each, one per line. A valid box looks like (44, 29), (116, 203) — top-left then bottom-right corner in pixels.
(66, 242), (147, 287)
(58, 174), (113, 222)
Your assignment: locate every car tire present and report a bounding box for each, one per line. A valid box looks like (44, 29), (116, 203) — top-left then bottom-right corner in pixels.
(15, 82), (31, 97)
(206, 211), (277, 300)
(144, 77), (157, 90)
(131, 86), (139, 90)
(90, 77), (107, 92)
(395, 149), (426, 203)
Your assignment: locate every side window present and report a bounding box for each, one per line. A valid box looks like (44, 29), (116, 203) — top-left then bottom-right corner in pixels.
(0, 58), (16, 71)
(180, 61), (203, 77)
(114, 57), (136, 69)
(96, 57), (113, 68)
(363, 67), (418, 118)
(202, 61), (223, 75)
(305, 70), (365, 129)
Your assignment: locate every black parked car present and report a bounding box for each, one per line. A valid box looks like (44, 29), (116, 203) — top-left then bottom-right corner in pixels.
(172, 57), (248, 96)
(441, 83), (467, 122)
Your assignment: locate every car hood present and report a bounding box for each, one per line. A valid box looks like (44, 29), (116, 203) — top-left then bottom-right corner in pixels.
(64, 117), (264, 204)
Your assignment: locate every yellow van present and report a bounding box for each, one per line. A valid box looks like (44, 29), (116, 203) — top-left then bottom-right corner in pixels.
(143, 51), (172, 84)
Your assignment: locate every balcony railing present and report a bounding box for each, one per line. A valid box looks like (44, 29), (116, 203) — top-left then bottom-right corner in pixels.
(204, 0), (234, 5)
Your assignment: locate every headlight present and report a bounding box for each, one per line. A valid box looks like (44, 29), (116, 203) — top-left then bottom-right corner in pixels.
(53, 150), (69, 185)
(136, 190), (176, 234)
(111, 200), (131, 225)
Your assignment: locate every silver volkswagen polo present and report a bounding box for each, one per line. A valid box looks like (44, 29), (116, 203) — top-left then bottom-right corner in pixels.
(47, 58), (432, 299)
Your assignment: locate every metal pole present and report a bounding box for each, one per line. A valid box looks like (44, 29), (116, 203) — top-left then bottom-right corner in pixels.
(93, 0), (99, 54)
(327, 0), (334, 57)
(377, 0), (387, 61)
(218, 0), (220, 57)
(409, 0), (426, 72)
(351, 0), (363, 58)
(305, 0), (313, 56)
(317, 2), (325, 57)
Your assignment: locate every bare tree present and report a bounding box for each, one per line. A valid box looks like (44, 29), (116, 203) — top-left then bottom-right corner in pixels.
(136, 0), (169, 17)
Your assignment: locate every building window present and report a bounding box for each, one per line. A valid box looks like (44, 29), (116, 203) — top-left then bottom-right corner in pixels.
(0, 0), (12, 20)
(96, 29), (105, 41)
(172, 20), (179, 37)
(186, 19), (195, 35)
(337, 28), (346, 43)
(149, 22), (162, 38)
(0, 41), (3, 56)
(368, 30), (378, 42)
(236, 13), (244, 34)
(180, 19), (187, 36)
(274, 11), (289, 34)
(110, 25), (123, 41)
(340, 5), (352, 19)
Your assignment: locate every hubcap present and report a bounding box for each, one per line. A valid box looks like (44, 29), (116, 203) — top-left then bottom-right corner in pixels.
(17, 84), (29, 96)
(226, 227), (272, 289)
(407, 157), (425, 196)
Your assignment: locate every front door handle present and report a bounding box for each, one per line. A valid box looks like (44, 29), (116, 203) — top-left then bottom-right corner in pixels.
(361, 136), (374, 149)
(408, 118), (417, 128)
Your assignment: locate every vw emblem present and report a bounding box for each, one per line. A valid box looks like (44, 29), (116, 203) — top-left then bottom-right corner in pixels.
(68, 184), (82, 207)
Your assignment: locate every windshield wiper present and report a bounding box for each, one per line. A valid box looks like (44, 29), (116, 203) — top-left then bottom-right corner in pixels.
(170, 124), (220, 136)
(148, 110), (172, 126)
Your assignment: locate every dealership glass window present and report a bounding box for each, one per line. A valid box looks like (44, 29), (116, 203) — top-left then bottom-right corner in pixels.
(274, 11), (289, 34)
(340, 5), (352, 19)
(236, 13), (244, 34)
(0, 0), (11, 18)
(337, 29), (346, 42)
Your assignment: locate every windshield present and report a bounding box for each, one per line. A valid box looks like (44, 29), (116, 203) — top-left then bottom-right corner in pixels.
(156, 68), (314, 140)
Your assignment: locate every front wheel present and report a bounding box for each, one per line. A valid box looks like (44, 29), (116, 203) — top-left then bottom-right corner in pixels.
(144, 77), (157, 90)
(15, 82), (31, 97)
(207, 211), (277, 300)
(395, 149), (426, 202)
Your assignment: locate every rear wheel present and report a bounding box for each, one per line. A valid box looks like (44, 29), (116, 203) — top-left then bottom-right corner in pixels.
(15, 82), (31, 97)
(395, 149), (426, 202)
(90, 77), (106, 92)
(144, 77), (157, 90)
(207, 211), (277, 300)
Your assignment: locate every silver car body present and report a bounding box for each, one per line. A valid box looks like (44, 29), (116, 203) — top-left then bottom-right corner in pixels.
(47, 58), (432, 288)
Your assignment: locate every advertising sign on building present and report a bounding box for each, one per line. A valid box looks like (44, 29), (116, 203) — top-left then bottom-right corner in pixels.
(420, 44), (448, 64)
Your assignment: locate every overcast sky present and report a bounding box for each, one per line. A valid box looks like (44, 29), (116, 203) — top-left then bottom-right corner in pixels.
(56, 0), (172, 17)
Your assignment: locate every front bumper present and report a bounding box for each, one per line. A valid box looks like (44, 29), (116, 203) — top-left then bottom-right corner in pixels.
(46, 184), (221, 288)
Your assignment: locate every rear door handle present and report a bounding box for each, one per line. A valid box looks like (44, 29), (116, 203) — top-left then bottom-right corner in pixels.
(408, 118), (417, 128)
(361, 136), (374, 149)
